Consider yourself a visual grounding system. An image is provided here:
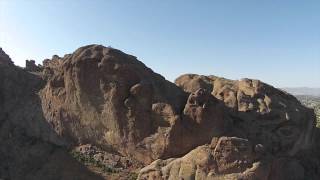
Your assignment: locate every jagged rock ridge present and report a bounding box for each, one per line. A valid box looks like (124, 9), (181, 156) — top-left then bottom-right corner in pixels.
(0, 48), (13, 66)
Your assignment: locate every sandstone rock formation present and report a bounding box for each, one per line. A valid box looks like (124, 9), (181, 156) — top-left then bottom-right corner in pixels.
(138, 136), (271, 180)
(175, 74), (315, 155)
(0, 45), (319, 180)
(39, 45), (236, 165)
(138, 74), (317, 179)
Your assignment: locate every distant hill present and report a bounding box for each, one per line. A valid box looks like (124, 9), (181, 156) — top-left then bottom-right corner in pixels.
(282, 87), (320, 97)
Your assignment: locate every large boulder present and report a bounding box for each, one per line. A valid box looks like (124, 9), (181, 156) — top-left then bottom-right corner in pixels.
(40, 45), (229, 164)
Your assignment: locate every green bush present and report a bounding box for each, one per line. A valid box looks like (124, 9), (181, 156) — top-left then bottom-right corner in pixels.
(128, 172), (138, 180)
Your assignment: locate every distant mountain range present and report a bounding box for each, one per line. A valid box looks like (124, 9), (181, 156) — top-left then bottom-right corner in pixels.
(282, 87), (320, 97)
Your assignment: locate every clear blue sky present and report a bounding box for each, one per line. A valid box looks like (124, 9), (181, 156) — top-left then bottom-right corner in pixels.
(0, 0), (319, 87)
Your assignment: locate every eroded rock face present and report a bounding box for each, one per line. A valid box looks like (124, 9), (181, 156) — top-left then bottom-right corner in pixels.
(138, 136), (271, 180)
(41, 45), (214, 163)
(139, 74), (317, 179)
(175, 74), (315, 156)
(0, 58), (103, 179)
(138, 136), (316, 180)
(166, 89), (231, 157)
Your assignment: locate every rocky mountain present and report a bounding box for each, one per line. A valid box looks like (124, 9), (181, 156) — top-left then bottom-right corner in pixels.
(1, 45), (320, 180)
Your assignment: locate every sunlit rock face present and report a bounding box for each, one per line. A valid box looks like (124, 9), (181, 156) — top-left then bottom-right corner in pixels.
(138, 74), (317, 179)
(41, 45), (228, 164)
(175, 74), (315, 156)
(138, 136), (271, 180)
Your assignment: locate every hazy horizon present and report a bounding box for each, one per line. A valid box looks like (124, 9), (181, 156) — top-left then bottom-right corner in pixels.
(1, 0), (319, 87)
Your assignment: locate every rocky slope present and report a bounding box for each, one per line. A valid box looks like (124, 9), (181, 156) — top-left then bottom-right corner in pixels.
(0, 45), (319, 180)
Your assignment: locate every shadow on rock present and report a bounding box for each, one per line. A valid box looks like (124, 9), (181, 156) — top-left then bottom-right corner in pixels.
(0, 63), (104, 180)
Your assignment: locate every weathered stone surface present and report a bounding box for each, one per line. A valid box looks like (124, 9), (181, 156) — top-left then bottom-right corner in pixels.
(175, 74), (315, 156)
(40, 45), (190, 164)
(139, 74), (318, 179)
(0, 61), (103, 179)
(138, 136), (271, 180)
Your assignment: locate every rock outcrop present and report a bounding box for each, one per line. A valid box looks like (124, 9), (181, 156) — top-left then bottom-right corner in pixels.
(0, 48), (13, 66)
(0, 49), (104, 180)
(39, 45), (233, 164)
(0, 45), (319, 180)
(175, 74), (315, 155)
(26, 60), (42, 72)
(138, 74), (317, 179)
(139, 136), (271, 180)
